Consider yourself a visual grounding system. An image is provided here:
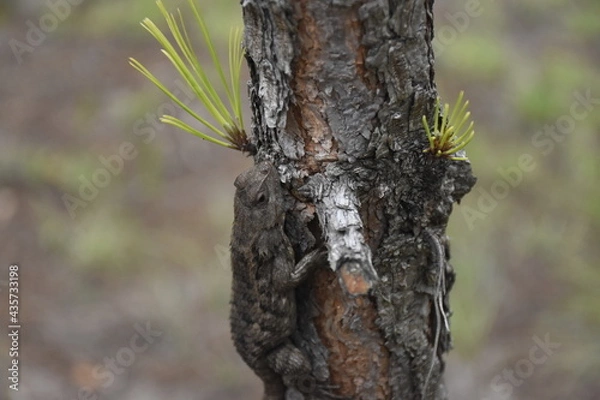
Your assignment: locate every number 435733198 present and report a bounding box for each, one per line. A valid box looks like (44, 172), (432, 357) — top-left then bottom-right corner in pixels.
(8, 264), (19, 324)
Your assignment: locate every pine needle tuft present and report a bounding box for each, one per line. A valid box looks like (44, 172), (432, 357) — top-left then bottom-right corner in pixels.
(129, 0), (249, 151)
(422, 91), (475, 161)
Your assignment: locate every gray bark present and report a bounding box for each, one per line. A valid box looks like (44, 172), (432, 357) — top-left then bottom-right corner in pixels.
(241, 0), (476, 398)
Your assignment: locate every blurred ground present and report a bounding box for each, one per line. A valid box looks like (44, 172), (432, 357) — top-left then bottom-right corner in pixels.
(0, 1), (598, 399)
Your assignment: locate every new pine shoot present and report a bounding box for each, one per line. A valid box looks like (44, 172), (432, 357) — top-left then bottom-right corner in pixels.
(422, 90), (475, 161)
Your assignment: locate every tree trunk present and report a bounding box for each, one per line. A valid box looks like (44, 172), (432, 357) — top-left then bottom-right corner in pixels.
(241, 0), (476, 399)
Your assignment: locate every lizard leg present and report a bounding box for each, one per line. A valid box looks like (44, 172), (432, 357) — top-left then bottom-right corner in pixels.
(289, 249), (328, 285)
(266, 340), (312, 390)
(266, 342), (349, 400)
(266, 340), (311, 378)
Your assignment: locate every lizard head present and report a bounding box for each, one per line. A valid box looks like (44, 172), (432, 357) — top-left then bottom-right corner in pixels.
(234, 161), (285, 229)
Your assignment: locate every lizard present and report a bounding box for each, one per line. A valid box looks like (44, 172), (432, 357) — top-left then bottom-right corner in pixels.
(229, 161), (326, 400)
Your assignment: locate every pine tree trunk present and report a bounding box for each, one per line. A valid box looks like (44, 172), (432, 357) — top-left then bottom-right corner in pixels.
(241, 0), (476, 398)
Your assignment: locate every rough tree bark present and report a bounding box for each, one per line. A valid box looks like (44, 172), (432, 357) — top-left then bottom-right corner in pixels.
(241, 0), (476, 399)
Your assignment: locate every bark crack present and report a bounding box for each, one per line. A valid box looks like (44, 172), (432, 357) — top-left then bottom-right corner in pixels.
(240, 0), (476, 398)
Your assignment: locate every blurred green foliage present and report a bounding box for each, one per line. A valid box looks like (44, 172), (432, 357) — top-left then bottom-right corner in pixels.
(4, 0), (598, 398)
(441, 1), (600, 395)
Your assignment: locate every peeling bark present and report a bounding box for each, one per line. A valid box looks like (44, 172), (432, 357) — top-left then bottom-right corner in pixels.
(241, 0), (476, 398)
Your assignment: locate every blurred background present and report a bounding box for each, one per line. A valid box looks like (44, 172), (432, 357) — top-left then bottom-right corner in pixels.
(0, 0), (597, 399)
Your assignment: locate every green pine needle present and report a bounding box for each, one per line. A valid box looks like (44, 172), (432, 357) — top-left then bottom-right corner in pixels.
(422, 91), (475, 161)
(129, 0), (248, 151)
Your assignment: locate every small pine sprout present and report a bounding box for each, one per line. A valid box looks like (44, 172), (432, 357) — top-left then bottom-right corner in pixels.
(129, 0), (249, 152)
(422, 91), (475, 161)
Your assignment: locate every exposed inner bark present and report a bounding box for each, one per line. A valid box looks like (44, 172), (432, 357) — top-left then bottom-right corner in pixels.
(311, 267), (390, 398)
(242, 0), (476, 398)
